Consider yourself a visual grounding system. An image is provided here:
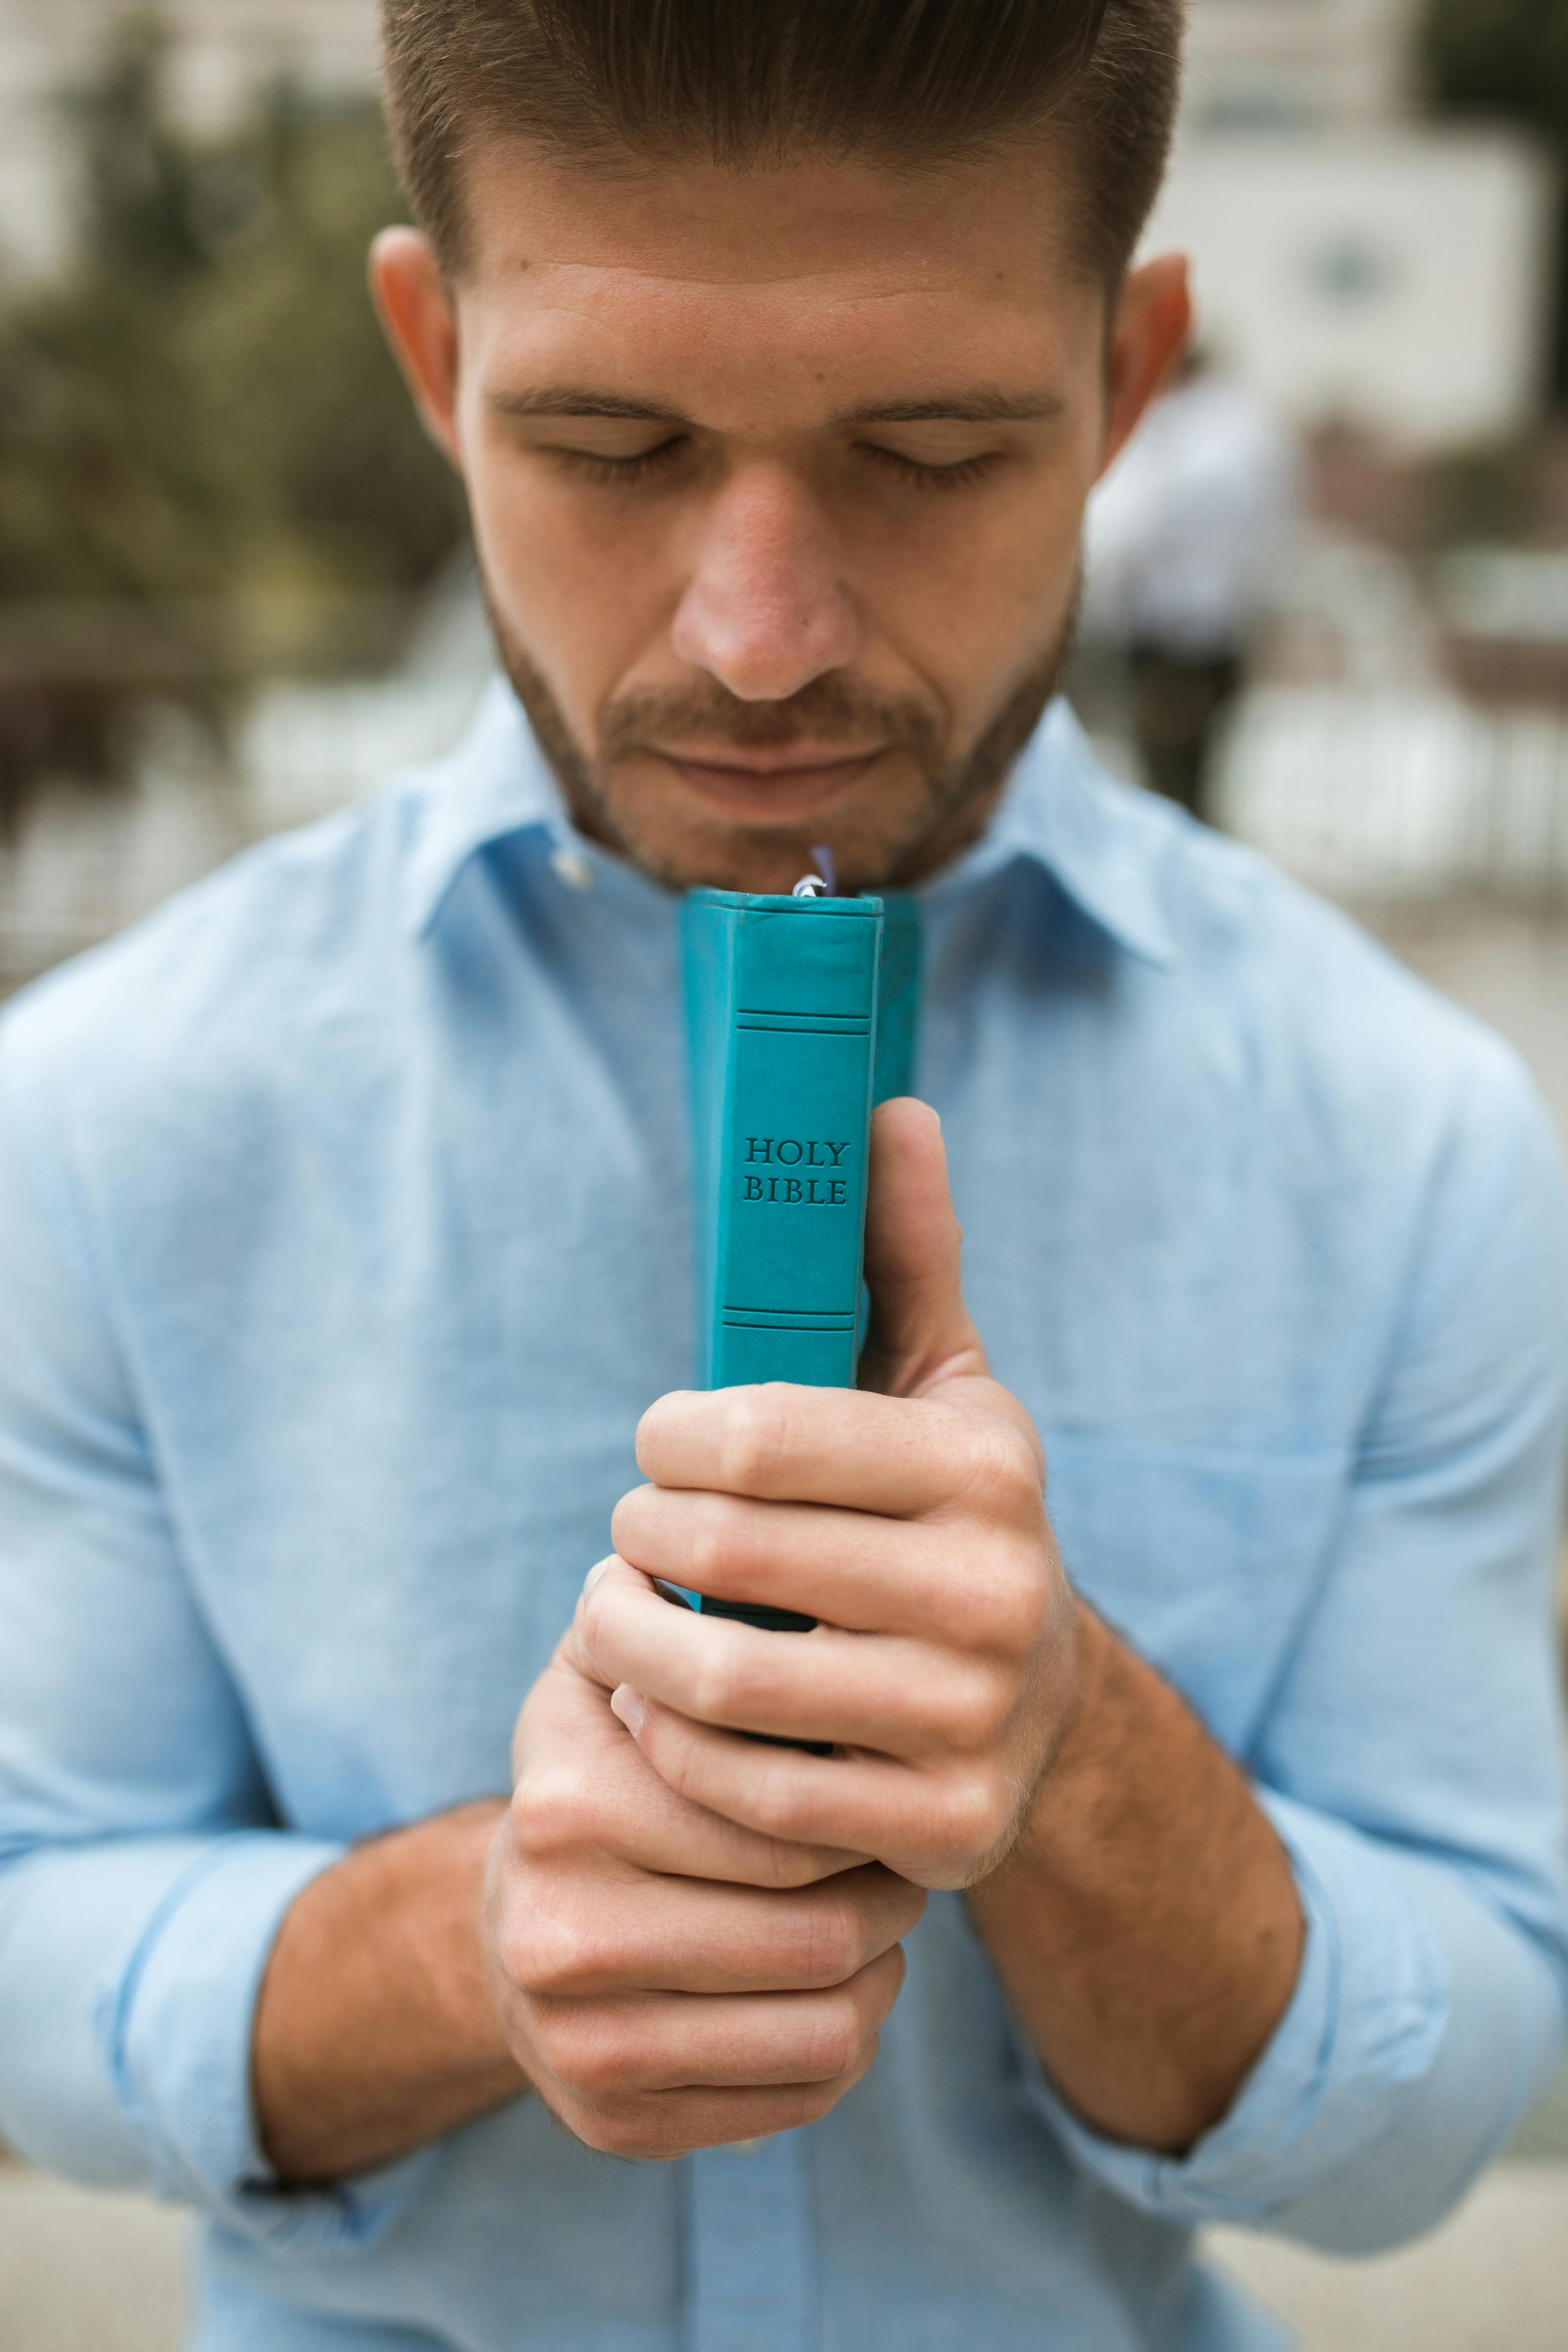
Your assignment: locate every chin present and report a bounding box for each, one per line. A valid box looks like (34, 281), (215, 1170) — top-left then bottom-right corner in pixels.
(598, 790), (846, 897)
(629, 772), (948, 894)
(652, 834), (836, 897)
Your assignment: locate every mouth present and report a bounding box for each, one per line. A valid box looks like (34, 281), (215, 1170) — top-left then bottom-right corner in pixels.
(647, 744), (890, 819)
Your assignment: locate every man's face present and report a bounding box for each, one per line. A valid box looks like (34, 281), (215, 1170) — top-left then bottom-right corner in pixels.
(375, 144), (1188, 893)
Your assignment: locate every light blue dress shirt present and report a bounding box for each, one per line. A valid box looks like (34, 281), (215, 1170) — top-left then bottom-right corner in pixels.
(2, 683), (1566, 2352)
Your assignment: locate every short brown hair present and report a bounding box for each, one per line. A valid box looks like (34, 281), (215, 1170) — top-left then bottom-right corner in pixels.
(381, 0), (1183, 281)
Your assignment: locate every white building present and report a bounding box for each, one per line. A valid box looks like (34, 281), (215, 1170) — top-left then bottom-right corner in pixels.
(1162, 0), (1556, 453)
(1184, 0), (1421, 134)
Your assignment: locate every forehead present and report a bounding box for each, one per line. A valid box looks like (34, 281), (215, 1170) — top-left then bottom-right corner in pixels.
(456, 143), (1102, 414)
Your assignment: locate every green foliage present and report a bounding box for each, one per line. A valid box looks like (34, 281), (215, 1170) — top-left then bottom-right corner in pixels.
(0, 12), (466, 628)
(1421, 0), (1568, 146)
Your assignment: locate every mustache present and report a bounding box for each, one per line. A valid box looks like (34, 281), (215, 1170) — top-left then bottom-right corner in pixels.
(597, 674), (948, 766)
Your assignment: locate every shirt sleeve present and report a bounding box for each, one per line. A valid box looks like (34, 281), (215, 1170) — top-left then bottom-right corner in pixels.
(1017, 1037), (1568, 2251)
(0, 1012), (428, 2248)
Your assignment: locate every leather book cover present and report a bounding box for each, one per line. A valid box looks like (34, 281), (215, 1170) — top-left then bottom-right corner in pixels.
(683, 886), (883, 1394)
(676, 886), (920, 1638)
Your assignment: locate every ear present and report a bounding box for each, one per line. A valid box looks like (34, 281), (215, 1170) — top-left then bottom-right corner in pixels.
(370, 227), (463, 468)
(1095, 251), (1193, 483)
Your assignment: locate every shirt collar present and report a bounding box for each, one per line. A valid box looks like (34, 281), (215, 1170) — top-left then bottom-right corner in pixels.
(924, 698), (1177, 967)
(403, 676), (1176, 968)
(402, 678), (575, 935)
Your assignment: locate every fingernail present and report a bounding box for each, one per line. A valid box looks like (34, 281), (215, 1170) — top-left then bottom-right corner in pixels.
(610, 1684), (646, 1736)
(583, 1557), (613, 1595)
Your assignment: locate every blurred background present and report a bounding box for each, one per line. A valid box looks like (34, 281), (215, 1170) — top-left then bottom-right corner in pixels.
(1, 3), (1567, 2348)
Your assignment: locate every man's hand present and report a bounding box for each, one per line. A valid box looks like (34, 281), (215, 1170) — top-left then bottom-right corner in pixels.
(578, 1099), (1306, 2154)
(252, 1565), (924, 2185)
(482, 1629), (925, 2159)
(577, 1100), (1081, 1890)
(254, 1105), (1299, 2180)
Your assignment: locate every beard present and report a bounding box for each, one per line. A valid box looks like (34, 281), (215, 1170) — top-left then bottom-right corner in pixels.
(479, 567), (1079, 895)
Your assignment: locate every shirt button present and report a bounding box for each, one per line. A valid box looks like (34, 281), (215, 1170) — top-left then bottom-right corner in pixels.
(551, 845), (596, 891)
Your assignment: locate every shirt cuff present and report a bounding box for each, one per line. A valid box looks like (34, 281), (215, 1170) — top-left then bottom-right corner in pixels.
(1011, 1790), (1449, 2227)
(100, 1829), (439, 2250)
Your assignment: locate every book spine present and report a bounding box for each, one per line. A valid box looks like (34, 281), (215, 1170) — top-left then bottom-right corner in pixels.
(871, 892), (921, 1107)
(678, 888), (883, 1634)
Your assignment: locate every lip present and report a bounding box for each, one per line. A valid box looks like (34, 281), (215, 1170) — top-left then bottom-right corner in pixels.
(651, 744), (889, 816)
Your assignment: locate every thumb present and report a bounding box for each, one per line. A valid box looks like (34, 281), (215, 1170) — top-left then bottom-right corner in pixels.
(858, 1099), (989, 1400)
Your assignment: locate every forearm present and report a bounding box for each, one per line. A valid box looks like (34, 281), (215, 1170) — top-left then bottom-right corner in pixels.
(252, 1798), (525, 2183)
(966, 1604), (1304, 2155)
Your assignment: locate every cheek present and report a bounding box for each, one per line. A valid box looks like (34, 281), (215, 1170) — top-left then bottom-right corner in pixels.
(864, 465), (1090, 728)
(978, 432), (1099, 620)
(464, 448), (677, 722)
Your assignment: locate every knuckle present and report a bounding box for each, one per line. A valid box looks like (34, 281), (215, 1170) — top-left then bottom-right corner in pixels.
(929, 1661), (1007, 1752)
(800, 1886), (865, 1984)
(747, 1758), (818, 1842)
(688, 1492), (754, 1590)
(514, 1908), (613, 2000)
(690, 1642), (743, 1727)
(692, 1635), (776, 1730)
(718, 1387), (789, 1492)
(964, 1421), (1044, 1523)
(549, 2011), (634, 2103)
(687, 1509), (728, 1592)
(969, 1551), (1052, 1657)
(805, 1992), (865, 2081)
(515, 1766), (595, 1857)
(942, 1770), (1007, 1863)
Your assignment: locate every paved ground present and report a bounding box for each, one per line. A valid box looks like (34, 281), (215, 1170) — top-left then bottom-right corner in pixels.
(1, 2163), (187, 2352)
(1210, 2164), (1568, 2352)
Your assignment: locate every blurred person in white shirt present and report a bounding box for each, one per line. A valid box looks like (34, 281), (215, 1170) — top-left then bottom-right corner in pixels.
(1083, 346), (1295, 821)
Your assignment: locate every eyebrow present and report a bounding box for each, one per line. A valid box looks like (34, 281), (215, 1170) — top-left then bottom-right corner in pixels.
(831, 392), (1066, 427)
(487, 385), (1065, 428)
(488, 387), (689, 423)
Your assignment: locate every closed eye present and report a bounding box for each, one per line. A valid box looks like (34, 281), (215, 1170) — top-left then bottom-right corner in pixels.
(551, 435), (692, 487)
(857, 442), (1003, 492)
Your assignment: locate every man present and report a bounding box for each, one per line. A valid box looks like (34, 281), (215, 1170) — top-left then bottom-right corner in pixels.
(1082, 348), (1295, 821)
(0, 5), (1564, 2350)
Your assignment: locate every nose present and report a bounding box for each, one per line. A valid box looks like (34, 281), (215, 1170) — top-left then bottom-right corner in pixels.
(671, 463), (860, 701)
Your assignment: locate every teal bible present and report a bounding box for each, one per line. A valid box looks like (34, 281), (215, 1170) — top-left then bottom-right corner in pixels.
(675, 883), (919, 1636)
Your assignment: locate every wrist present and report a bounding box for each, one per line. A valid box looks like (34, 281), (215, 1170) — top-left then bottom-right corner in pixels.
(967, 1611), (1305, 2152)
(414, 1798), (516, 2071)
(254, 1797), (522, 2184)
(995, 1601), (1126, 1883)
(1026, 1594), (1105, 1792)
